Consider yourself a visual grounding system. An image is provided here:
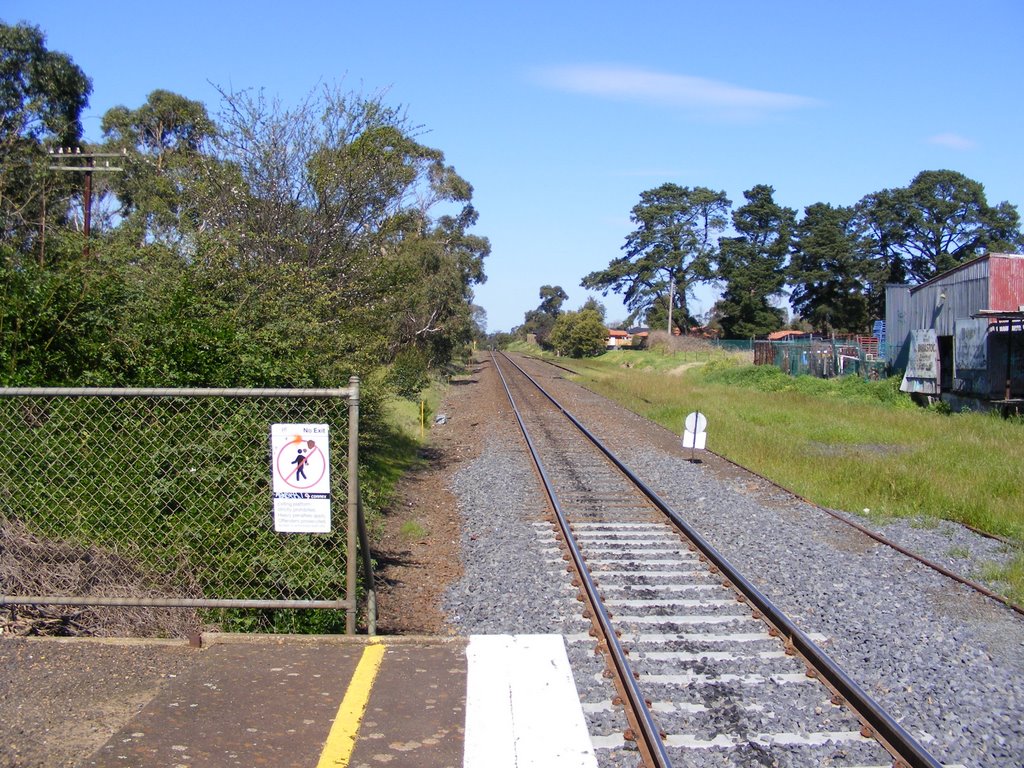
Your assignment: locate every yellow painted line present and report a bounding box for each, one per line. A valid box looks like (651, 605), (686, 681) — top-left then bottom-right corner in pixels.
(316, 639), (386, 768)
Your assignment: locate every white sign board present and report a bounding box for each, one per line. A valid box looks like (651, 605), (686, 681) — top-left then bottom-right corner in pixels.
(270, 423), (331, 533)
(682, 411), (707, 451)
(900, 329), (940, 395)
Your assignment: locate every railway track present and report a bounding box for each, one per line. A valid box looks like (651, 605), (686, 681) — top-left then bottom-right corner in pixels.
(492, 351), (944, 768)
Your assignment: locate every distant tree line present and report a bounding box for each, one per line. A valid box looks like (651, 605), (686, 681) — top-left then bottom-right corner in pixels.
(581, 173), (1023, 339)
(0, 22), (490, 391)
(514, 286), (608, 357)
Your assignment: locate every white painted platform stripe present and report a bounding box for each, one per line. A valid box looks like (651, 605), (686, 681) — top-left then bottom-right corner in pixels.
(664, 730), (871, 748)
(463, 634), (598, 768)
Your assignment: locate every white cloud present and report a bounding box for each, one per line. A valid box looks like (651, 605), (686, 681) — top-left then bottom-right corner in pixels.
(927, 132), (977, 150)
(535, 64), (818, 118)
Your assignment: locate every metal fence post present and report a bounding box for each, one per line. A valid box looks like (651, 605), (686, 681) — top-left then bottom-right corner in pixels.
(346, 376), (360, 635)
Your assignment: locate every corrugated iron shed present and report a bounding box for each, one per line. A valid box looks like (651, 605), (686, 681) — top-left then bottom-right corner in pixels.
(886, 253), (1024, 367)
(989, 255), (1024, 310)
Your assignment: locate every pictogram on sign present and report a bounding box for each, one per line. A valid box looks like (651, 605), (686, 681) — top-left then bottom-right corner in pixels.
(270, 424), (332, 533)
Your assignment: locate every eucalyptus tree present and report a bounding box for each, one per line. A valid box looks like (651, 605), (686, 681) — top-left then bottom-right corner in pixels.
(184, 84), (489, 383)
(100, 89), (216, 245)
(0, 21), (91, 257)
(539, 284), (569, 316)
(521, 285), (568, 346)
(582, 184), (730, 333)
(856, 170), (1023, 285)
(715, 184), (795, 338)
(0, 23), (104, 385)
(386, 199), (490, 368)
(850, 188), (908, 318)
(789, 203), (870, 334)
(580, 296), (606, 321)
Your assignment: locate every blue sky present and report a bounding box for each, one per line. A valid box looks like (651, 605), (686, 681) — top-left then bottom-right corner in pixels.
(6, 1), (1023, 332)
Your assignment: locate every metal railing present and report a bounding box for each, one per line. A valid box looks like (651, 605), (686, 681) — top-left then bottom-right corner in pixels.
(0, 379), (375, 634)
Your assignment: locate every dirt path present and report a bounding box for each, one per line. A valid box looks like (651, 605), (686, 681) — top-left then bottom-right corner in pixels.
(372, 356), (498, 634)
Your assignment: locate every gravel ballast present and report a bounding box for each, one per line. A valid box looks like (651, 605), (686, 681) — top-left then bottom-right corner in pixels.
(441, 354), (1024, 768)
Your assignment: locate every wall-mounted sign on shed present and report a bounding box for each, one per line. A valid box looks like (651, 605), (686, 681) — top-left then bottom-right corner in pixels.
(953, 318), (990, 395)
(900, 329), (940, 395)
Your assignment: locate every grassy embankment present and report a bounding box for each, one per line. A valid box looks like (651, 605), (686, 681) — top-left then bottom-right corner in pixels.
(370, 371), (449, 542)
(523, 344), (1024, 603)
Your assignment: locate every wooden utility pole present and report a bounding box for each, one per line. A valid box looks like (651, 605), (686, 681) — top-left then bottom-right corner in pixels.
(667, 275), (675, 335)
(48, 147), (125, 257)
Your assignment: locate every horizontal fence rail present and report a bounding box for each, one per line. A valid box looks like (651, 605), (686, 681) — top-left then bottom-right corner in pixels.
(0, 379), (372, 635)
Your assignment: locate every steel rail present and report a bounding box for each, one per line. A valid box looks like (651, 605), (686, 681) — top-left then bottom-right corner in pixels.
(490, 352), (673, 768)
(500, 351), (943, 768)
(710, 453), (1024, 618)
(533, 356), (1024, 617)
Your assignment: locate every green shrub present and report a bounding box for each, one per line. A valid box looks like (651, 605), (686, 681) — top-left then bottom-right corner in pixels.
(388, 348), (431, 398)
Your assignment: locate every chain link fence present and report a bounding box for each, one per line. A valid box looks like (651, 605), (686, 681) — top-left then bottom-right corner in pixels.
(754, 339), (889, 380)
(0, 382), (372, 635)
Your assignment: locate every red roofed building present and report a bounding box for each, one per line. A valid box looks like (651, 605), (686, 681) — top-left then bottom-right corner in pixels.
(606, 329), (633, 349)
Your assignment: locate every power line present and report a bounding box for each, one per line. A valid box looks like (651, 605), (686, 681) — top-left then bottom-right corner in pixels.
(48, 147), (126, 256)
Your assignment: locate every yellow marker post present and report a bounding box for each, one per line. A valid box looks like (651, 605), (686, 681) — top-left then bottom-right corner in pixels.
(316, 640), (386, 767)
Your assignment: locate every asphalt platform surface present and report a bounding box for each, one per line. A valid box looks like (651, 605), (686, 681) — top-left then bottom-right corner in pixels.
(1, 634), (467, 768)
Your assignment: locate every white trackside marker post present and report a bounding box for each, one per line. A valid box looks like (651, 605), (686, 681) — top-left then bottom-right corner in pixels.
(682, 410), (707, 462)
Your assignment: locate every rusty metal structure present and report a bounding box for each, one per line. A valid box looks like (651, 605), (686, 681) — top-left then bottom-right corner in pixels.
(886, 253), (1024, 411)
(754, 336), (887, 380)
